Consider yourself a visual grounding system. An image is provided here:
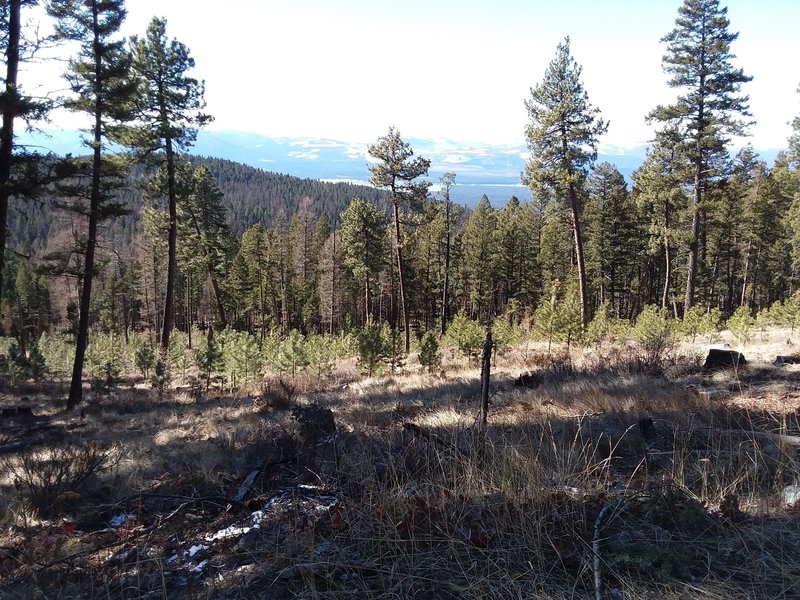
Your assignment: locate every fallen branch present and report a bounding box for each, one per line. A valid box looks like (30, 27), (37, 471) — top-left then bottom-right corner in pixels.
(593, 500), (622, 600)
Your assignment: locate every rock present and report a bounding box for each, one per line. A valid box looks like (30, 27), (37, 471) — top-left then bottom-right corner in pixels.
(783, 485), (800, 508)
(514, 372), (543, 389)
(703, 349), (746, 372)
(774, 355), (800, 366)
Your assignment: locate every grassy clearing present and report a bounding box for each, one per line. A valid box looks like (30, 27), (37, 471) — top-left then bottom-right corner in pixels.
(1, 331), (800, 598)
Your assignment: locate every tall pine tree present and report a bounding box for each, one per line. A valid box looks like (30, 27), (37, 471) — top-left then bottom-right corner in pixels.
(368, 127), (429, 354)
(47, 0), (135, 409)
(524, 37), (607, 328)
(126, 17), (211, 354)
(649, 0), (751, 313)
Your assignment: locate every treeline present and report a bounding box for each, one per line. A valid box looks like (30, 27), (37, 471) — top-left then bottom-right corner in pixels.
(2, 0), (800, 406)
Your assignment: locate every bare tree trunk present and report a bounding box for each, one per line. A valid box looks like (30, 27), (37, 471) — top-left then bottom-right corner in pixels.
(479, 327), (493, 438)
(392, 197), (411, 354)
(160, 134), (177, 355)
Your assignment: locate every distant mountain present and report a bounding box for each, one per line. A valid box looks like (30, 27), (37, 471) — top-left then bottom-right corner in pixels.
(16, 128), (781, 208)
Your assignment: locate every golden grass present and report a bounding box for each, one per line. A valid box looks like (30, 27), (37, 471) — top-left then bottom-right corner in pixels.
(1, 330), (800, 598)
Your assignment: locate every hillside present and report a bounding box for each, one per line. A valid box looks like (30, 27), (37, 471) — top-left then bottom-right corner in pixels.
(7, 156), (391, 255)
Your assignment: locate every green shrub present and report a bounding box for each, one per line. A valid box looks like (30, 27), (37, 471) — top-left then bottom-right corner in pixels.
(418, 330), (441, 373)
(445, 311), (484, 361)
(727, 305), (756, 346)
(632, 305), (674, 370)
(134, 343), (156, 379)
(356, 320), (386, 377)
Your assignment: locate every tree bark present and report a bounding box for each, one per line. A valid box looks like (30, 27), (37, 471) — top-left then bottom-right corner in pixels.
(392, 195), (411, 354)
(160, 133), (177, 354)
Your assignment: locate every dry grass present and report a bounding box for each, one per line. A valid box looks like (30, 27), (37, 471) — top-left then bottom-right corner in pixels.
(1, 330), (800, 598)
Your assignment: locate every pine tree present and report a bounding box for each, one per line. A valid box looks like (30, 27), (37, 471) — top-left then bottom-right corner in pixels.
(181, 164), (232, 328)
(47, 0), (136, 409)
(439, 172), (456, 334)
(631, 126), (690, 314)
(368, 127), (430, 354)
(524, 37), (607, 328)
(650, 0), (752, 313)
(339, 197), (386, 325)
(0, 0), (51, 312)
(584, 162), (641, 317)
(461, 194), (497, 322)
(126, 17), (211, 354)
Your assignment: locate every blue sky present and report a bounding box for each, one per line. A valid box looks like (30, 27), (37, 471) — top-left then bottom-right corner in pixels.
(22, 0), (800, 152)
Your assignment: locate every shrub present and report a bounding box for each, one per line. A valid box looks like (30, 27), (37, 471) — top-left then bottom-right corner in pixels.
(445, 311), (484, 361)
(6, 443), (120, 517)
(632, 305), (674, 371)
(356, 320), (386, 377)
(727, 305), (756, 346)
(418, 330), (441, 373)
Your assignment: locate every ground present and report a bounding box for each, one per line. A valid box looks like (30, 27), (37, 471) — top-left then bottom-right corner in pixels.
(1, 328), (800, 599)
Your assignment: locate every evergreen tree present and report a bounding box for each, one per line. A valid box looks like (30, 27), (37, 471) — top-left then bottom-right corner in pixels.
(584, 162), (641, 318)
(47, 0), (136, 409)
(524, 37), (607, 328)
(339, 197), (386, 325)
(126, 17), (211, 354)
(649, 0), (752, 313)
(461, 194), (496, 321)
(439, 171), (456, 334)
(368, 127), (430, 354)
(631, 126), (690, 314)
(0, 0), (51, 312)
(181, 164), (233, 328)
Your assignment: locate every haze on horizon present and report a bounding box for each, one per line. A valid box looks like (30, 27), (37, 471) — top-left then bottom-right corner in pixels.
(21, 0), (800, 154)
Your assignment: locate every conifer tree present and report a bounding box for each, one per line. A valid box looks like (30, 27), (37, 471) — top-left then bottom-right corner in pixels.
(0, 0), (51, 311)
(181, 164), (232, 328)
(47, 0), (135, 409)
(461, 194), (497, 321)
(439, 171), (456, 334)
(584, 162), (640, 317)
(650, 0), (752, 313)
(368, 127), (430, 353)
(631, 126), (690, 314)
(339, 197), (386, 325)
(524, 37), (607, 328)
(126, 17), (211, 354)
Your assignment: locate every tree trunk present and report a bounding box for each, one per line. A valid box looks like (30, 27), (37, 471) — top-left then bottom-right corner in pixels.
(568, 181), (589, 328)
(392, 196), (411, 354)
(0, 0), (21, 315)
(662, 194), (672, 311)
(160, 133), (177, 355)
(684, 163), (701, 315)
(441, 192), (451, 335)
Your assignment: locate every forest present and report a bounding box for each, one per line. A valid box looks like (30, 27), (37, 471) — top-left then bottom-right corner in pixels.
(2, 0), (800, 598)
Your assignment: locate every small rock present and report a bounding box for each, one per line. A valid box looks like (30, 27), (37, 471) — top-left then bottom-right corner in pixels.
(783, 485), (800, 508)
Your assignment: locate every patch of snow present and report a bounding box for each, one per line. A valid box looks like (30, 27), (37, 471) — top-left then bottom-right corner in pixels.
(186, 544), (208, 557)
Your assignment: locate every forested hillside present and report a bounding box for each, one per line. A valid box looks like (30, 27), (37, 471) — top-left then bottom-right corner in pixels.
(0, 0), (798, 402)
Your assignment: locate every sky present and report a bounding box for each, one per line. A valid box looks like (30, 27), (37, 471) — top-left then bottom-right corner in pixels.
(20, 0), (800, 153)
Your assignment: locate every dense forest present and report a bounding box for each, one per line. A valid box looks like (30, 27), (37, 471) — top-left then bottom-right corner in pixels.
(1, 0), (799, 405)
